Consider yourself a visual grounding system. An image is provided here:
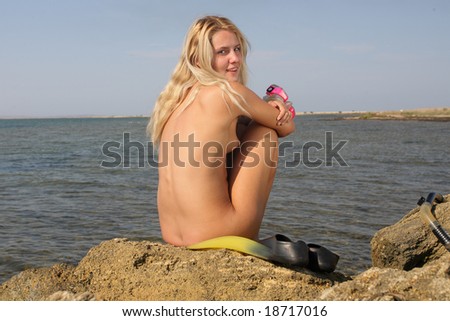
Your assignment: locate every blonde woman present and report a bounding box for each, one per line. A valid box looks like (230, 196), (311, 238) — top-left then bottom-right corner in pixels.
(148, 16), (295, 247)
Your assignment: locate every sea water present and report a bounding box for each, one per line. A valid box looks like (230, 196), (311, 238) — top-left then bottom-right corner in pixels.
(1, 115), (449, 283)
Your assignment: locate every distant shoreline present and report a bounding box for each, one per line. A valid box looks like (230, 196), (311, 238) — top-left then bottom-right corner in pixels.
(332, 107), (450, 121)
(2, 107), (449, 121)
(298, 110), (367, 116)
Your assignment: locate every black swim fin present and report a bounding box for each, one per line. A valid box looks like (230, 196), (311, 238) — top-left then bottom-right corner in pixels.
(259, 234), (309, 267)
(260, 234), (340, 272)
(307, 243), (340, 273)
(188, 234), (340, 273)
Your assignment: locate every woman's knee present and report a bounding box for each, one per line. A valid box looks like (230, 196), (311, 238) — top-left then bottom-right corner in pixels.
(243, 121), (278, 140)
(241, 122), (278, 167)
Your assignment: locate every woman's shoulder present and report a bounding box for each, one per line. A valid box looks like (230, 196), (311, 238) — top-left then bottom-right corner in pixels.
(197, 84), (223, 98)
(197, 85), (225, 109)
(228, 81), (258, 100)
(197, 82), (254, 116)
(199, 82), (252, 97)
(195, 85), (232, 115)
(228, 81), (249, 92)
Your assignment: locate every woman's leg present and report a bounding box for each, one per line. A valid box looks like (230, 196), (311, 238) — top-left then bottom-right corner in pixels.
(227, 121), (279, 239)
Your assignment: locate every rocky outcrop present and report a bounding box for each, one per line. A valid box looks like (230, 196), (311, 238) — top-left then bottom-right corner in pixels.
(1, 195), (449, 301)
(0, 239), (347, 301)
(321, 253), (450, 300)
(371, 196), (450, 270)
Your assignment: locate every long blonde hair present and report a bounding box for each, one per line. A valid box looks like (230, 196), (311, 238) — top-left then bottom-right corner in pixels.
(147, 16), (250, 144)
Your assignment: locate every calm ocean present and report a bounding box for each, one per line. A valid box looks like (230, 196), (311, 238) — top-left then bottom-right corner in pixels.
(1, 115), (449, 283)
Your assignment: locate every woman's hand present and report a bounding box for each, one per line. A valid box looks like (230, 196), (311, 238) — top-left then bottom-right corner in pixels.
(268, 100), (291, 126)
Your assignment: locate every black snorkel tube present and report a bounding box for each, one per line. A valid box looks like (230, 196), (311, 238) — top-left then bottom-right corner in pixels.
(417, 192), (450, 252)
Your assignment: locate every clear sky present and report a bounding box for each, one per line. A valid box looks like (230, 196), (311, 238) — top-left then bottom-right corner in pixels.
(1, 0), (449, 117)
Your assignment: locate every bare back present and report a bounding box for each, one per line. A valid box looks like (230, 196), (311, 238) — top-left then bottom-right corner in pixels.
(158, 85), (241, 245)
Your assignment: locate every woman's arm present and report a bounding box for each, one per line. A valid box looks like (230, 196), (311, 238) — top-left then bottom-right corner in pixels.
(230, 82), (296, 137)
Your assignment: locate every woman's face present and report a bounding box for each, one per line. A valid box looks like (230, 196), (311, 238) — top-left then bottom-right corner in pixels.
(211, 30), (242, 82)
